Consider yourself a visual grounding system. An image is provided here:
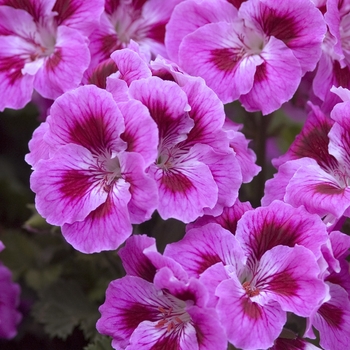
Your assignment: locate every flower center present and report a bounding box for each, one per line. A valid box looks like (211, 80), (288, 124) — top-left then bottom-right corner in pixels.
(154, 293), (191, 334)
(242, 281), (260, 297)
(96, 152), (122, 192)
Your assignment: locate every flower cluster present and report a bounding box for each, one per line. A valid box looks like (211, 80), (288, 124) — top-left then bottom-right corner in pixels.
(1, 0), (350, 348)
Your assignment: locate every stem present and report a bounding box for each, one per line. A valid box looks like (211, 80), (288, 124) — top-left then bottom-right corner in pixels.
(250, 111), (273, 207)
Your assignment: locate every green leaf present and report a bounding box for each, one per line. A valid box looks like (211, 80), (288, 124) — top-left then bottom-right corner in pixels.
(0, 230), (41, 279)
(84, 335), (113, 350)
(32, 280), (98, 340)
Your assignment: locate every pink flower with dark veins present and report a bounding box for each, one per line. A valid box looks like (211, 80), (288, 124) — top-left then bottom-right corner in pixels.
(26, 85), (158, 253)
(164, 200), (328, 349)
(87, 0), (184, 75)
(0, 0), (105, 111)
(165, 0), (326, 114)
(97, 234), (227, 350)
(127, 75), (242, 222)
(264, 92), (350, 225)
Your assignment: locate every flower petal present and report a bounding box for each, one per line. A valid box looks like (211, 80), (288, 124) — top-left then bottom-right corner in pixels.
(46, 85), (125, 155)
(31, 143), (108, 226)
(236, 200), (329, 263)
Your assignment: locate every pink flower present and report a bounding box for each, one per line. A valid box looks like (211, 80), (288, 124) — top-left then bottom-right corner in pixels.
(87, 0), (184, 74)
(166, 0), (326, 114)
(0, 0), (104, 110)
(127, 75), (242, 221)
(264, 97), (350, 224)
(26, 85), (158, 253)
(97, 235), (227, 350)
(165, 201), (328, 349)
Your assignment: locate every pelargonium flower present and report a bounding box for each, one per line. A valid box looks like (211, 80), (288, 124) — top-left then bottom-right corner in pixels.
(0, 0), (104, 111)
(87, 0), (184, 74)
(164, 200), (328, 349)
(313, 0), (350, 111)
(0, 241), (22, 339)
(165, 0), (326, 114)
(263, 96), (350, 225)
(26, 84), (158, 253)
(97, 235), (227, 350)
(127, 75), (242, 222)
(104, 48), (246, 222)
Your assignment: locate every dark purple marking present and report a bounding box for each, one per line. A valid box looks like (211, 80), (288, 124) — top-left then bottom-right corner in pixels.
(152, 333), (180, 350)
(46, 49), (62, 71)
(195, 253), (222, 275)
(0, 56), (24, 85)
(88, 59), (118, 89)
(250, 221), (299, 261)
(267, 271), (298, 296)
(152, 69), (176, 82)
(333, 60), (350, 89)
(226, 0), (247, 9)
(254, 62), (267, 83)
(211, 47), (242, 72)
(121, 302), (159, 332)
(3, 0), (41, 21)
(59, 169), (95, 200)
(273, 337), (306, 349)
(241, 297), (262, 319)
(292, 118), (338, 170)
(105, 0), (120, 15)
(69, 114), (110, 154)
(259, 6), (298, 43)
(161, 170), (193, 193)
(314, 183), (344, 195)
(147, 22), (166, 44)
(318, 302), (343, 329)
(53, 0), (78, 26)
(101, 33), (120, 59)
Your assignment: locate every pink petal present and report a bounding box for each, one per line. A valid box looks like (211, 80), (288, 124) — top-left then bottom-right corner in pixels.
(329, 101), (350, 167)
(240, 0), (326, 74)
(285, 164), (350, 218)
(120, 151), (158, 224)
(190, 198), (253, 234)
(151, 155), (218, 222)
(180, 76), (229, 152)
(97, 276), (169, 349)
(46, 85), (125, 154)
(262, 158), (317, 206)
(226, 128), (260, 183)
(239, 36), (302, 115)
(178, 21), (263, 104)
(312, 283), (350, 350)
(25, 121), (50, 168)
(110, 48), (151, 86)
(128, 319), (198, 350)
(165, 0), (238, 61)
(129, 77), (192, 146)
(33, 25), (90, 99)
(255, 245), (327, 316)
(118, 235), (157, 282)
(52, 0), (104, 36)
(30, 144), (108, 226)
(0, 263), (21, 339)
(236, 200), (329, 262)
(118, 100), (158, 167)
(62, 183), (132, 253)
(164, 223), (246, 278)
(216, 276), (286, 350)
